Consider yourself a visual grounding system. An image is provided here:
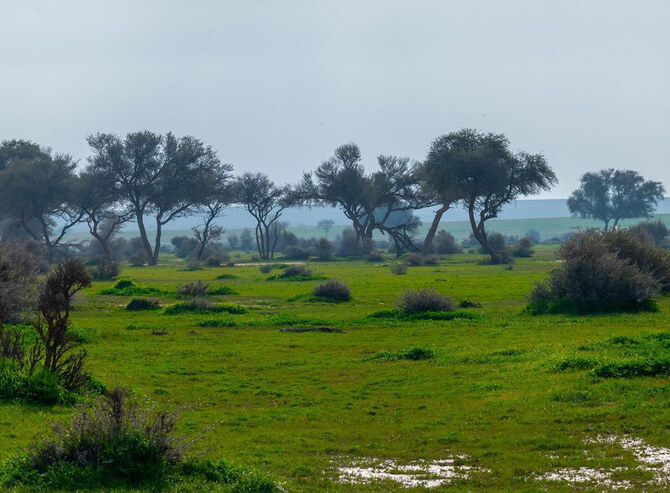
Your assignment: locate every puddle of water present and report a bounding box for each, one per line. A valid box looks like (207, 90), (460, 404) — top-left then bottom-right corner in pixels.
(337, 457), (479, 488)
(542, 435), (670, 489)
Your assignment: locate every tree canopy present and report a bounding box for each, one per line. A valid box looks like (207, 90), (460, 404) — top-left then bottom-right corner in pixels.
(428, 129), (557, 263)
(568, 169), (665, 231)
(86, 131), (224, 265)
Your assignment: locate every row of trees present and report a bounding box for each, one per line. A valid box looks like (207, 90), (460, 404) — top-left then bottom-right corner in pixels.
(0, 129), (664, 265)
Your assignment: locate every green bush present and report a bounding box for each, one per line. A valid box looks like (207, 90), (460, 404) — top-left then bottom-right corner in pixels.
(390, 262), (408, 275)
(513, 236), (534, 258)
(195, 319), (236, 328)
(101, 279), (164, 297)
(126, 298), (161, 311)
(163, 301), (248, 315)
(0, 359), (73, 405)
(369, 346), (435, 361)
(268, 265), (326, 281)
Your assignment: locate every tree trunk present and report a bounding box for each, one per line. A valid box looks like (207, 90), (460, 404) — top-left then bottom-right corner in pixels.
(153, 219), (162, 265)
(467, 203), (500, 264)
(422, 205), (449, 256)
(136, 212), (155, 266)
(91, 231), (111, 258)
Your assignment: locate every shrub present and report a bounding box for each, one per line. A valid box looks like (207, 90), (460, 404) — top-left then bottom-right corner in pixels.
(513, 236), (534, 258)
(195, 319), (235, 328)
(269, 265), (326, 281)
(403, 253), (439, 266)
(88, 257), (121, 280)
(390, 262), (408, 275)
(100, 278), (164, 297)
(628, 220), (670, 248)
(126, 298), (161, 311)
(215, 273), (238, 280)
(314, 237), (333, 260)
(336, 228), (361, 257)
(0, 240), (38, 324)
(207, 286), (237, 296)
(0, 359), (72, 405)
(433, 231), (462, 254)
(23, 387), (180, 488)
(480, 233), (512, 264)
(395, 289), (456, 314)
(529, 229), (668, 313)
(369, 346), (435, 361)
(312, 280), (351, 302)
(258, 264), (273, 274)
(176, 281), (209, 298)
(163, 301), (247, 315)
(404, 253), (423, 266)
(205, 255), (224, 267)
(284, 246), (310, 260)
(366, 251), (384, 262)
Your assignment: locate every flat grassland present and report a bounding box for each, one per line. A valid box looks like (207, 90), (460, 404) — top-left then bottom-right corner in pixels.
(4, 246), (670, 491)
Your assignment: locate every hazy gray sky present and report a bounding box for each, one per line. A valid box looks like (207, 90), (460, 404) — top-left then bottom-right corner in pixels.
(1, 0), (668, 198)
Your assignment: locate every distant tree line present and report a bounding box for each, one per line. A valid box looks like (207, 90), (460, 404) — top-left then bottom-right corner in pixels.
(0, 129), (665, 266)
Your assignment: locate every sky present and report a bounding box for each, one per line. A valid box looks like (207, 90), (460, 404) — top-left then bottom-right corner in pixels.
(1, 0), (669, 198)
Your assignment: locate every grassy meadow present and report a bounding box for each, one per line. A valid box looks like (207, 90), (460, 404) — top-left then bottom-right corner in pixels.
(4, 245), (670, 491)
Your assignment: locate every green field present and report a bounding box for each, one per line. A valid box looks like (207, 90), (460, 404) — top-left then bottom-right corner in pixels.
(5, 246), (670, 491)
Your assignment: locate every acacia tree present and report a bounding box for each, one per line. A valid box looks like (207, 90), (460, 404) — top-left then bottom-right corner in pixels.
(77, 170), (133, 259)
(416, 133), (473, 254)
(192, 163), (234, 259)
(86, 131), (223, 265)
(233, 173), (298, 260)
(444, 129), (557, 264)
(302, 144), (370, 248)
(0, 142), (85, 261)
(317, 219), (335, 238)
(303, 144), (428, 254)
(568, 169), (665, 231)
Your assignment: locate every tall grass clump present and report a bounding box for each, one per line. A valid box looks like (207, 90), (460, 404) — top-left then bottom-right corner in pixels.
(528, 229), (670, 314)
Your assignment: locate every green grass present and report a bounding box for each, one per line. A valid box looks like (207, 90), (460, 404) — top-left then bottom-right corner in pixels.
(5, 249), (670, 491)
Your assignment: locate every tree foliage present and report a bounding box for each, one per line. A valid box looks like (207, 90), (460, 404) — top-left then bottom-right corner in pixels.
(86, 131), (223, 265)
(233, 173), (298, 260)
(567, 169), (665, 231)
(435, 129), (556, 263)
(0, 140), (84, 260)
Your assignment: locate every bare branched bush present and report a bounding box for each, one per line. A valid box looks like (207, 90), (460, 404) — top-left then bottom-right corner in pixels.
(313, 279), (351, 301)
(176, 280), (209, 298)
(529, 229), (667, 313)
(390, 262), (408, 275)
(395, 289), (456, 314)
(35, 259), (92, 391)
(88, 256), (120, 280)
(29, 386), (182, 485)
